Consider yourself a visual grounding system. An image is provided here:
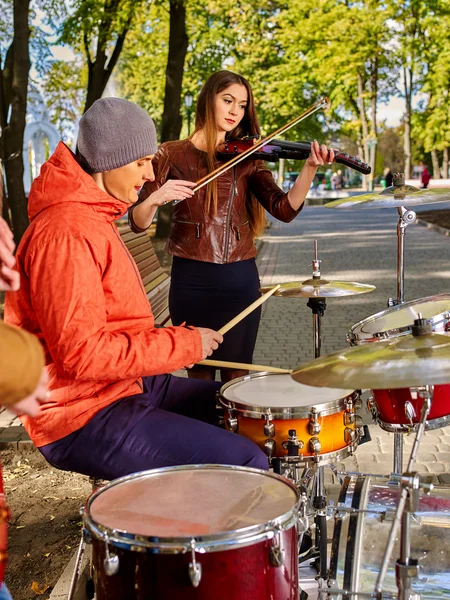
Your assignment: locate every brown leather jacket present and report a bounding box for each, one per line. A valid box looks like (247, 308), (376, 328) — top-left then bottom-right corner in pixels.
(129, 139), (302, 264)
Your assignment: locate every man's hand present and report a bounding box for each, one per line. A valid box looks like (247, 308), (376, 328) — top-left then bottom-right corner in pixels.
(8, 369), (51, 417)
(197, 327), (223, 360)
(0, 217), (19, 291)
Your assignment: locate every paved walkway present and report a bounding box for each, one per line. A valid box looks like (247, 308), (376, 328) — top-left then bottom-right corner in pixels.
(253, 205), (450, 482)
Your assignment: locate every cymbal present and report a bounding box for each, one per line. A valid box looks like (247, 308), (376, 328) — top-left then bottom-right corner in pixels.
(325, 185), (450, 209)
(291, 332), (450, 389)
(260, 278), (376, 298)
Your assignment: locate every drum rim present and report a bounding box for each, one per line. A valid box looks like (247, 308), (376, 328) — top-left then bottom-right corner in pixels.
(219, 371), (356, 417)
(83, 464), (300, 553)
(347, 293), (450, 345)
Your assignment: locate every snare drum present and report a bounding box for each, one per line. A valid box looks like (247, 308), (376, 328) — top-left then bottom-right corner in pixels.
(348, 294), (450, 432)
(329, 473), (450, 598)
(83, 465), (300, 600)
(219, 373), (359, 464)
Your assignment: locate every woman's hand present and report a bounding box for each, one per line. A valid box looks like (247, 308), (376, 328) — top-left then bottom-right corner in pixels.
(305, 140), (335, 169)
(148, 179), (196, 207)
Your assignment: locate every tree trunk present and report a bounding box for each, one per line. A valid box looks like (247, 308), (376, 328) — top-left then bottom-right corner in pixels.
(0, 0), (31, 243)
(156, 0), (188, 239)
(443, 147), (449, 179)
(357, 72), (370, 191)
(431, 149), (440, 179)
(403, 66), (412, 179)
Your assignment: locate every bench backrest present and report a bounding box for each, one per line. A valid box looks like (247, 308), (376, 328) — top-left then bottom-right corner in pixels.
(118, 225), (170, 326)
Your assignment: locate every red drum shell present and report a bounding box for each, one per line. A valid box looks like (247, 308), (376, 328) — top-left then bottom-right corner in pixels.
(92, 527), (298, 600)
(373, 385), (450, 428)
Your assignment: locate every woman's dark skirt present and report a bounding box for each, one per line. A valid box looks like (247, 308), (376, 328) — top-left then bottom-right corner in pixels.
(169, 256), (261, 364)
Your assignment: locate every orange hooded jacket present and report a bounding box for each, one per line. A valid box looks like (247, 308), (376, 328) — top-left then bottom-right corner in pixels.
(5, 142), (203, 447)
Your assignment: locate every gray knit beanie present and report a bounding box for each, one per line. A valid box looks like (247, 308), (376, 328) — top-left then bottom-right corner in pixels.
(76, 98), (158, 173)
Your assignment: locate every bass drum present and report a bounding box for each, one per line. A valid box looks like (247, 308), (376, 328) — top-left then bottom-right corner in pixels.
(329, 474), (450, 598)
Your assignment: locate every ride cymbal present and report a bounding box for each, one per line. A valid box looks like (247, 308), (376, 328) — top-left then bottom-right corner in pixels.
(291, 331), (450, 389)
(325, 185), (450, 209)
(260, 278), (376, 298)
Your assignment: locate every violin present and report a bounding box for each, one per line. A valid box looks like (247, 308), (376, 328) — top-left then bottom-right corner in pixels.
(216, 138), (371, 175)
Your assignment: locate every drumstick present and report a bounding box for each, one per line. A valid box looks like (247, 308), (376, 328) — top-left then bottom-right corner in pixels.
(199, 359), (291, 374)
(218, 284), (281, 336)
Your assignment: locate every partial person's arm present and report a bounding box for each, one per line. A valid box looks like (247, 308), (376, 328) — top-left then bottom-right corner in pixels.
(0, 321), (45, 406)
(20, 235), (207, 381)
(248, 141), (335, 221)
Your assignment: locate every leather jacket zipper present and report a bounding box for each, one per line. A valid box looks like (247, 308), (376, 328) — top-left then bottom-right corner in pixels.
(173, 219), (201, 238)
(224, 167), (237, 262)
(233, 220), (248, 241)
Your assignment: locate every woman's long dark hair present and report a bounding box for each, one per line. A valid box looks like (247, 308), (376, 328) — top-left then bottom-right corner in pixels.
(192, 70), (266, 237)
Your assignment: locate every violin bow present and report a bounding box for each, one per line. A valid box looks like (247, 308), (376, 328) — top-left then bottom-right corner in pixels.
(191, 97), (330, 193)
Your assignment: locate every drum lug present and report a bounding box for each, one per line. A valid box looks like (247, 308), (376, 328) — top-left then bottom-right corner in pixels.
(308, 413), (321, 435)
(404, 401), (417, 425)
(227, 415), (239, 433)
(366, 396), (380, 422)
(269, 531), (285, 567)
(309, 437), (321, 455)
(264, 438), (277, 458)
(188, 540), (202, 588)
(264, 419), (275, 438)
(344, 427), (357, 445)
(344, 411), (355, 426)
(103, 544), (119, 577)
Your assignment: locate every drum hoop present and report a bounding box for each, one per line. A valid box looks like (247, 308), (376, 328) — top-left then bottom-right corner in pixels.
(377, 413), (450, 433)
(83, 464), (300, 553)
(219, 372), (354, 417)
(348, 294), (450, 345)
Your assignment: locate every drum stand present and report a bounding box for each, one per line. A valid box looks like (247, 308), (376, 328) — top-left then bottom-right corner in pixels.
(389, 204), (417, 476)
(375, 385), (434, 600)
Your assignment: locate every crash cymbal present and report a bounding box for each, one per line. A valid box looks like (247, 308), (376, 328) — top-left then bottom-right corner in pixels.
(260, 278), (376, 298)
(325, 184), (450, 209)
(291, 330), (450, 389)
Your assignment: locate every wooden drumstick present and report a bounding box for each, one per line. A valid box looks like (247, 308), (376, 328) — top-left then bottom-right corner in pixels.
(199, 359), (291, 374)
(218, 284), (281, 336)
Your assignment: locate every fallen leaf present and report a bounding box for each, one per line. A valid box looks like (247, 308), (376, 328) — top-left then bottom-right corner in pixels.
(44, 552), (51, 557)
(48, 515), (55, 521)
(15, 526), (25, 529)
(31, 581), (50, 594)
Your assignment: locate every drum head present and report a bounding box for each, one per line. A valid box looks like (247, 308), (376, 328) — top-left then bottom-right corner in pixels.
(221, 373), (353, 409)
(88, 466), (298, 539)
(349, 294), (450, 344)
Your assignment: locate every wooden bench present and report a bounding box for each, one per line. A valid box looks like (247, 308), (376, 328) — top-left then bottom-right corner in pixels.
(118, 224), (171, 326)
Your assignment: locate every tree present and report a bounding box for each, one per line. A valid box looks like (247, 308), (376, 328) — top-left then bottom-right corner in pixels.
(59, 0), (144, 113)
(0, 0), (32, 241)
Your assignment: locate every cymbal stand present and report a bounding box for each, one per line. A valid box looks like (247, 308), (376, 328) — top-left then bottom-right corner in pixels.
(307, 240), (327, 359)
(390, 203), (417, 476)
(375, 385), (434, 600)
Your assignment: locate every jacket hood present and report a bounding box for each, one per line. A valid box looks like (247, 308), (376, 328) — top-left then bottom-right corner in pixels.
(28, 142), (129, 222)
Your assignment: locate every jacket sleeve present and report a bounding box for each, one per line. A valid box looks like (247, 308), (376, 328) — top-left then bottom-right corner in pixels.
(25, 235), (203, 381)
(128, 145), (172, 233)
(247, 160), (304, 223)
(0, 321), (44, 406)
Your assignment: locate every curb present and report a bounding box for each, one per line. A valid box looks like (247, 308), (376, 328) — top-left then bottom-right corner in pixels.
(49, 543), (91, 600)
(415, 218), (450, 237)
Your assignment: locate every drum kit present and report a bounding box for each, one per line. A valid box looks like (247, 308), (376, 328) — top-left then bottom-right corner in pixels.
(74, 177), (450, 599)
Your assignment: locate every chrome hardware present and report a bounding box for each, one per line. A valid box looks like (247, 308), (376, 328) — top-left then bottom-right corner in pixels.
(188, 539), (202, 588)
(227, 416), (238, 433)
(269, 531), (285, 567)
(404, 401), (417, 425)
(264, 438), (276, 458)
(309, 437), (321, 454)
(344, 427), (357, 444)
(344, 411), (355, 425)
(103, 544), (119, 576)
(264, 419), (275, 438)
(308, 413), (321, 435)
(367, 396), (379, 422)
(281, 430), (304, 456)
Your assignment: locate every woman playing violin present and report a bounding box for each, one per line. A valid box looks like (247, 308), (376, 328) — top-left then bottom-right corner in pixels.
(129, 70), (334, 382)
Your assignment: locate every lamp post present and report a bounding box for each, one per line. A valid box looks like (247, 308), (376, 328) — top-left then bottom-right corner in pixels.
(184, 94), (193, 136)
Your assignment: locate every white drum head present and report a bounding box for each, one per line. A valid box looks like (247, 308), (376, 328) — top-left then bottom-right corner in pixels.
(221, 373), (353, 408)
(89, 466), (297, 538)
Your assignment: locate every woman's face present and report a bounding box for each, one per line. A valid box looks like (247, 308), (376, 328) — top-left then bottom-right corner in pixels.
(214, 83), (248, 134)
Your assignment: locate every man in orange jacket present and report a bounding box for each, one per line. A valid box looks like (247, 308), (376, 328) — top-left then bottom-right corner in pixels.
(5, 98), (267, 480)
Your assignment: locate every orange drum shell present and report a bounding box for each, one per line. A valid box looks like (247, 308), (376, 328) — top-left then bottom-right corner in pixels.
(223, 409), (354, 458)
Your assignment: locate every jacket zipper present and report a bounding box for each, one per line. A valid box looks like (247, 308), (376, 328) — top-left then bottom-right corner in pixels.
(224, 167), (237, 262)
(233, 220), (249, 241)
(172, 219), (201, 238)
(111, 224), (149, 303)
